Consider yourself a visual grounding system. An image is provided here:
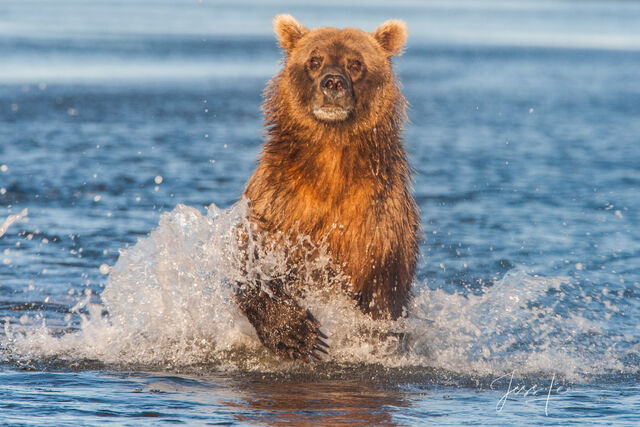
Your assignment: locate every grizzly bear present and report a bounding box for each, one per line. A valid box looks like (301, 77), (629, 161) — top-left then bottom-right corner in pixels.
(235, 15), (420, 362)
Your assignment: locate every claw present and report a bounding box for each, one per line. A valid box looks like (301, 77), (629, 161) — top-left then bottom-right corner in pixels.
(306, 310), (318, 323)
(317, 329), (329, 339)
(316, 338), (329, 349)
(313, 344), (328, 355)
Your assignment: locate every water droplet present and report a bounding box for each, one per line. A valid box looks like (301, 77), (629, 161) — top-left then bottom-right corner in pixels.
(99, 264), (111, 275)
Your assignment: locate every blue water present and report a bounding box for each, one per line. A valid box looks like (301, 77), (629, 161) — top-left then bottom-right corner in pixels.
(1, 0), (640, 425)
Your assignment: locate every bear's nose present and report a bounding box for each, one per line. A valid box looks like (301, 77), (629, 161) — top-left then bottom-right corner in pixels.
(320, 74), (349, 99)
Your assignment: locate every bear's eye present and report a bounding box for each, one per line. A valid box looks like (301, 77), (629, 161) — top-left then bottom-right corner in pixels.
(348, 60), (362, 73)
(309, 57), (322, 71)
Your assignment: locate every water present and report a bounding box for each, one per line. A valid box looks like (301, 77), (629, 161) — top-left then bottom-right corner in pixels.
(1, 0), (639, 424)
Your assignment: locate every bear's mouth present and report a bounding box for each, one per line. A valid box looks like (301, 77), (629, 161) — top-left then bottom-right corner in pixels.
(313, 105), (352, 122)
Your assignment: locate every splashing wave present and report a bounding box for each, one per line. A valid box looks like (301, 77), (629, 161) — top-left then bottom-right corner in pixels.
(2, 202), (634, 380)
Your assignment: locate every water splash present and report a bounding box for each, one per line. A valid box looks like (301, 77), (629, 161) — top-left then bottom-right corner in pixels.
(0, 208), (28, 239)
(405, 272), (625, 378)
(1, 203), (634, 380)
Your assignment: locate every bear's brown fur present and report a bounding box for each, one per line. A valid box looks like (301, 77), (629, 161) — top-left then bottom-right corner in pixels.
(236, 15), (420, 362)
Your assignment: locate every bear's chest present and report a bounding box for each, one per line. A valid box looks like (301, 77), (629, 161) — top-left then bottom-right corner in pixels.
(245, 143), (396, 270)
(267, 146), (377, 228)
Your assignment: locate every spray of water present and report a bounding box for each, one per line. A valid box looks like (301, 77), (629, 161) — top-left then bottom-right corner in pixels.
(0, 208), (28, 239)
(1, 203), (632, 379)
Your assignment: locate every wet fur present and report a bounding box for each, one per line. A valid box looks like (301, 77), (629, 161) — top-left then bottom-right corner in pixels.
(237, 16), (420, 361)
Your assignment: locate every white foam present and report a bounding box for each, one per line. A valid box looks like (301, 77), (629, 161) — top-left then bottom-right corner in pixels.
(0, 203), (630, 379)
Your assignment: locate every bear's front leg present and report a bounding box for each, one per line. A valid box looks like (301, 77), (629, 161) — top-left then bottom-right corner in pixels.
(235, 278), (329, 362)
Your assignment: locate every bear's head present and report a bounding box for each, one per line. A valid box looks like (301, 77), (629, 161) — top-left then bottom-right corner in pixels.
(270, 15), (407, 131)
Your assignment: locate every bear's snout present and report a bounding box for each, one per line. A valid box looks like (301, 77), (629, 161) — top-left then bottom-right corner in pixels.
(320, 73), (350, 101)
(312, 70), (354, 122)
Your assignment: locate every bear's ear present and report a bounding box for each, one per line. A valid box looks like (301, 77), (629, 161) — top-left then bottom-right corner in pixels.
(273, 14), (309, 53)
(371, 19), (408, 57)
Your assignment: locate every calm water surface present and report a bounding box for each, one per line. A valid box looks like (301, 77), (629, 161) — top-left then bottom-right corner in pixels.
(1, 1), (640, 425)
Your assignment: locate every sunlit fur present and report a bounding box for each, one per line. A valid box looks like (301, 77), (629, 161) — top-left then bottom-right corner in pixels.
(244, 16), (419, 320)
